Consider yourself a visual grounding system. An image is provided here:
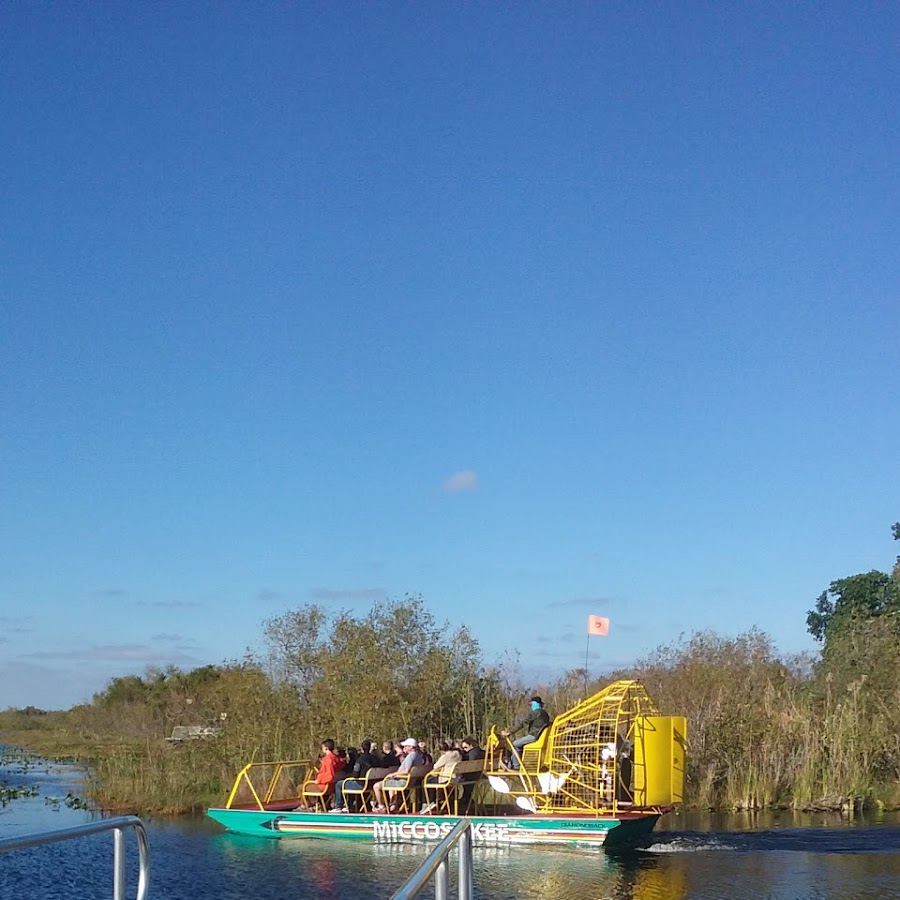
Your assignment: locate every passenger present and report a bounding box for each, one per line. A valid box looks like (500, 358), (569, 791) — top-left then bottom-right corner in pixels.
(500, 695), (551, 769)
(615, 730), (634, 803)
(330, 739), (378, 813)
(461, 736), (485, 763)
(372, 738), (424, 813)
(418, 741), (462, 814)
(418, 742), (434, 767)
(376, 739), (400, 769)
(298, 738), (341, 809)
(458, 736), (485, 814)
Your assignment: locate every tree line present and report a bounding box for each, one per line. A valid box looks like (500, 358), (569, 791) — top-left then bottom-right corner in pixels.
(1, 525), (898, 814)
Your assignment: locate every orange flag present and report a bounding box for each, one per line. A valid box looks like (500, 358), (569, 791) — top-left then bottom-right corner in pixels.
(587, 615), (610, 636)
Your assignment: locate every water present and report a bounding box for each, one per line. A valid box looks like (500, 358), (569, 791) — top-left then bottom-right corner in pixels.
(3, 751), (900, 899)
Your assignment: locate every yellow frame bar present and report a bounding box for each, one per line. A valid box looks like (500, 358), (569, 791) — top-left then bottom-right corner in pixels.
(225, 759), (314, 810)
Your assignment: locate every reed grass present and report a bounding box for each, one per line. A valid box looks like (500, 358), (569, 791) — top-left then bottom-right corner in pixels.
(4, 605), (900, 814)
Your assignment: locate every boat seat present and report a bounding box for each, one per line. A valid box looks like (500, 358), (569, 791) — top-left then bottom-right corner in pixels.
(341, 766), (397, 812)
(421, 767), (457, 815)
(421, 759), (485, 815)
(517, 729), (551, 773)
(298, 780), (333, 812)
(378, 765), (432, 813)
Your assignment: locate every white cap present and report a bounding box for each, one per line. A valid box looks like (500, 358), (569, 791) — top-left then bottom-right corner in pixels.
(400, 737), (418, 747)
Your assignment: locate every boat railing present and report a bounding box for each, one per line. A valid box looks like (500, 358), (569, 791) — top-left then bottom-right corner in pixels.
(225, 758), (315, 809)
(0, 815), (151, 900)
(390, 817), (473, 900)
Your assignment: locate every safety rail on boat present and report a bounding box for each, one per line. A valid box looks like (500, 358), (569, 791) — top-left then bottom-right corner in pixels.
(390, 817), (474, 900)
(0, 815), (151, 900)
(225, 758), (314, 808)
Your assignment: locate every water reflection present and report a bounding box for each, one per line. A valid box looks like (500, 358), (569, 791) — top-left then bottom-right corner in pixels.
(206, 829), (687, 900)
(472, 845), (688, 900)
(9, 812), (900, 900)
(669, 807), (900, 833)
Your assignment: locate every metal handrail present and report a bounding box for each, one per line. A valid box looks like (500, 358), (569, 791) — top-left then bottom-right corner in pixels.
(0, 815), (151, 900)
(224, 758), (315, 809)
(390, 817), (473, 900)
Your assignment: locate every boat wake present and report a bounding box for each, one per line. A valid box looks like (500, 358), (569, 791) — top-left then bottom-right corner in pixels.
(640, 826), (900, 855)
(642, 833), (737, 853)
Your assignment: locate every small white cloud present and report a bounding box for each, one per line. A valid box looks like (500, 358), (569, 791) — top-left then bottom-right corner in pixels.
(443, 470), (478, 493)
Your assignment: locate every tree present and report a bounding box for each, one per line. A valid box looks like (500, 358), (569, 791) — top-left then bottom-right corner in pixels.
(807, 524), (900, 648)
(892, 522), (900, 586)
(806, 571), (898, 644)
(260, 595), (495, 755)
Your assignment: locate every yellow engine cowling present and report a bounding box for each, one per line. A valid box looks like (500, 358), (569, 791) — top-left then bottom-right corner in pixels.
(632, 715), (688, 806)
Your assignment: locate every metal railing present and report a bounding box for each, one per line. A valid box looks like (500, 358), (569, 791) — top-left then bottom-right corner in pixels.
(390, 817), (474, 900)
(0, 815), (151, 900)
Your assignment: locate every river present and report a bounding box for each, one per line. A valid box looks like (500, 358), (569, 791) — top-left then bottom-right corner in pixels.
(3, 749), (900, 899)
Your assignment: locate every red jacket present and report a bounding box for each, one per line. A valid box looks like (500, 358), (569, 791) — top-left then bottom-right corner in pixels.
(316, 750), (341, 786)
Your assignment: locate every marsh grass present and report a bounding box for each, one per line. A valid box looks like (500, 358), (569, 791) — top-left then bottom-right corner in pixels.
(4, 604), (900, 814)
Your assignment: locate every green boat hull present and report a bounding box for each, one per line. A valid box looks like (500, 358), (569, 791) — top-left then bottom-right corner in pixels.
(206, 807), (660, 848)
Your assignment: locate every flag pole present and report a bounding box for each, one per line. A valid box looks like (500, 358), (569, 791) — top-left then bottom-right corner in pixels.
(583, 632), (590, 697)
(584, 615), (609, 698)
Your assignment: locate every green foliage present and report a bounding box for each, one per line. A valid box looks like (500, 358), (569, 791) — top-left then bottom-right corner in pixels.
(7, 544), (900, 815)
(807, 571), (898, 645)
(814, 614), (900, 792)
(807, 524), (900, 647)
(261, 596), (498, 751)
(616, 620), (900, 810)
(629, 629), (806, 809)
(3, 597), (505, 813)
(892, 522), (900, 586)
(0, 708), (67, 731)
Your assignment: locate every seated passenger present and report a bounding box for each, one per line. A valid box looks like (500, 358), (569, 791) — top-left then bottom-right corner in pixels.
(461, 736), (485, 764)
(458, 736), (485, 813)
(500, 696), (551, 769)
(419, 741), (462, 814)
(372, 738), (424, 813)
(330, 739), (378, 813)
(376, 739), (400, 769)
(298, 739), (341, 809)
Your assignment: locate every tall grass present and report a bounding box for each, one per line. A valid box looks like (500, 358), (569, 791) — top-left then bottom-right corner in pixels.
(4, 607), (900, 814)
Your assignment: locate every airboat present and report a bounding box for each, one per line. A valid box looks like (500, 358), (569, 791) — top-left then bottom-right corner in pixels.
(207, 679), (686, 848)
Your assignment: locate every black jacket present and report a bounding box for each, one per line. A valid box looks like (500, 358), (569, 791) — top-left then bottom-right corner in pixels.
(376, 750), (400, 769)
(512, 707), (551, 739)
(353, 751), (378, 778)
(462, 747), (485, 782)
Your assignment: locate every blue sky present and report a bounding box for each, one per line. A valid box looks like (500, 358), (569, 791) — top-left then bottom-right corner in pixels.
(1, 4), (897, 710)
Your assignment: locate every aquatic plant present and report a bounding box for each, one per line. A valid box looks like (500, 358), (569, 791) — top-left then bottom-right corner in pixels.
(0, 782), (40, 806)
